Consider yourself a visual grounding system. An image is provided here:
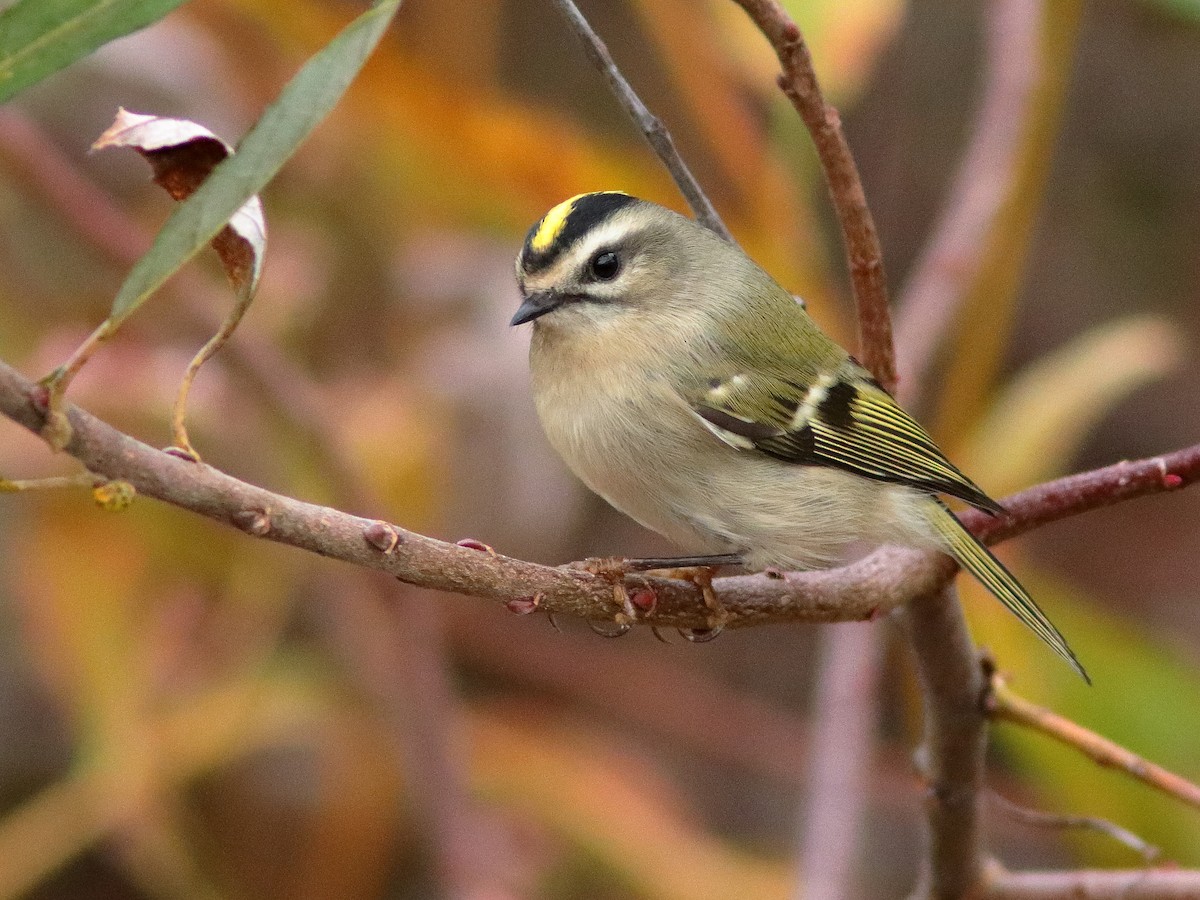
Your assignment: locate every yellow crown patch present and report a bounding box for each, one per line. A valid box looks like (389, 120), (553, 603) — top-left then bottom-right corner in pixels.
(530, 193), (588, 253)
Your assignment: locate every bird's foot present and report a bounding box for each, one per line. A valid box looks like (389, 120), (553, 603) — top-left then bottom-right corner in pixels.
(658, 565), (728, 640)
(566, 557), (641, 636)
(564, 556), (734, 641)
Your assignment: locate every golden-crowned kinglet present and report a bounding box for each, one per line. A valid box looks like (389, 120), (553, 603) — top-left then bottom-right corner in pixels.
(511, 191), (1085, 681)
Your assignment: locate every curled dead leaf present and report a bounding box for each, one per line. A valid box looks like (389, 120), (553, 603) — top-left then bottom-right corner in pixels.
(93, 108), (265, 295)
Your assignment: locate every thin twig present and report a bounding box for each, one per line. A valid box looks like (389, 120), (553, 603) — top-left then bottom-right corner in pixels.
(959, 450), (1199, 544)
(904, 586), (987, 898)
(795, 623), (883, 900)
(728, 0), (896, 390)
(985, 867), (1200, 899)
(0, 473), (100, 492)
(548, 0), (733, 241)
(988, 791), (1160, 862)
(894, 0), (1042, 406)
(986, 673), (1200, 812)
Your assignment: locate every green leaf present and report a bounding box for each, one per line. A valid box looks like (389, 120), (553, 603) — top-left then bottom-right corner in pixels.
(0, 0), (190, 104)
(105, 0), (401, 324)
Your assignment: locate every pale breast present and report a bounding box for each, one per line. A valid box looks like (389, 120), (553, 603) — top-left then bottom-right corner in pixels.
(527, 323), (941, 568)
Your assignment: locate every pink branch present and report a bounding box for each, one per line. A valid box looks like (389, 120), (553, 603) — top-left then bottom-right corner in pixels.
(3, 357), (1197, 631)
(795, 623), (883, 900)
(894, 0), (1041, 404)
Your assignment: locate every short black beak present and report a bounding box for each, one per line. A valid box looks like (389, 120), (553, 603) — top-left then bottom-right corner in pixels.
(510, 291), (562, 326)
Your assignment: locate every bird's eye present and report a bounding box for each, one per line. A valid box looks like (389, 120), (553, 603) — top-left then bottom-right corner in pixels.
(589, 250), (620, 281)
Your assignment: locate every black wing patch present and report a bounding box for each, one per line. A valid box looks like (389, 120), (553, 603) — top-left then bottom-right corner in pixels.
(693, 374), (1003, 515)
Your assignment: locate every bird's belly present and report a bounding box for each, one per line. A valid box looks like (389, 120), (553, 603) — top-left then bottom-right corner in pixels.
(534, 381), (938, 569)
(536, 388), (736, 553)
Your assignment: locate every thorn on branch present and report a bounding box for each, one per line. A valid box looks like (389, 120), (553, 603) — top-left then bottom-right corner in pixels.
(29, 383), (49, 414)
(628, 586), (658, 614)
(1156, 458), (1183, 489)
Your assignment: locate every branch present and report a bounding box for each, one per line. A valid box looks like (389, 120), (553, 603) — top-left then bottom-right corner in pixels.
(985, 867), (1200, 899)
(728, 0), (896, 390)
(3, 357), (1198, 631)
(959, 447), (1200, 544)
(986, 673), (1200, 812)
(548, 0), (733, 241)
(0, 356), (934, 627)
(894, 0), (1042, 405)
(904, 586), (988, 898)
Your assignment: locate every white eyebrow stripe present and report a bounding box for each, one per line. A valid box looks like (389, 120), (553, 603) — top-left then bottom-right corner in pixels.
(568, 216), (639, 267)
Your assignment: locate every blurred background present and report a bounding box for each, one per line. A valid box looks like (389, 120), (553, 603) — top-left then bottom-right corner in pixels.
(1, 0), (1198, 896)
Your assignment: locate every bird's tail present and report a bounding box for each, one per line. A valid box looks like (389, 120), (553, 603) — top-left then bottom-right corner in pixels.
(926, 502), (1090, 684)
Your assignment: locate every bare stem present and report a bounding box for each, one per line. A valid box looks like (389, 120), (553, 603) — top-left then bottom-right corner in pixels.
(988, 791), (1160, 862)
(548, 0), (732, 241)
(986, 673), (1200, 812)
(36, 319), (116, 450)
(0, 473), (100, 492)
(728, 0), (896, 390)
(3, 357), (1200, 631)
(170, 279), (256, 461)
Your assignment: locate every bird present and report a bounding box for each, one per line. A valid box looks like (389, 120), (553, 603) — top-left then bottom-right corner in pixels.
(510, 190), (1086, 682)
